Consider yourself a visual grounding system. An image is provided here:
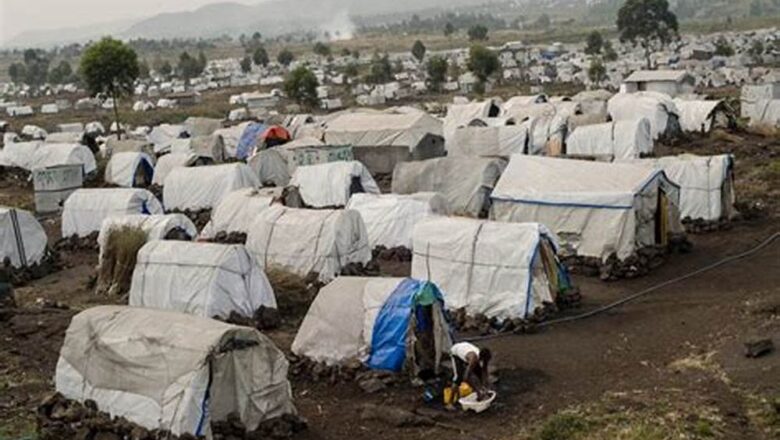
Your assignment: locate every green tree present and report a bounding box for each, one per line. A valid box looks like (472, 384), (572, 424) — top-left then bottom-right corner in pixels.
(284, 66), (319, 109)
(240, 56), (252, 73)
(367, 53), (393, 84)
(603, 40), (619, 62)
(79, 37), (139, 140)
(749, 40), (765, 64)
(412, 40), (427, 63)
(341, 48), (351, 57)
(426, 55), (448, 92)
(585, 31), (604, 56)
(468, 24), (489, 41)
(444, 22), (455, 37)
(277, 49), (294, 66)
(344, 63), (359, 78)
(617, 0), (679, 69)
(252, 32), (262, 41)
(198, 51), (208, 72)
(588, 58), (607, 86)
(313, 42), (331, 57)
(253, 46), (269, 67)
(47, 60), (73, 84)
(713, 37), (734, 57)
(21, 49), (50, 87)
(159, 61), (173, 78)
(138, 59), (150, 79)
(535, 14), (551, 29)
(178, 51), (204, 80)
(8, 63), (26, 84)
(467, 44), (499, 84)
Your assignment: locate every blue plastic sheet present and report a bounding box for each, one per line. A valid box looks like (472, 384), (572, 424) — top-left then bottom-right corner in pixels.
(367, 279), (446, 372)
(236, 122), (266, 160)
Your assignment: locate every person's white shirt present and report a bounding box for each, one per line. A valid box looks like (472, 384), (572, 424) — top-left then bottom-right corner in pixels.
(450, 342), (480, 362)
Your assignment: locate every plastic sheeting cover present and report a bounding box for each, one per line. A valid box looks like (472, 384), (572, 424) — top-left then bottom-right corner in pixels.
(289, 161), (380, 208)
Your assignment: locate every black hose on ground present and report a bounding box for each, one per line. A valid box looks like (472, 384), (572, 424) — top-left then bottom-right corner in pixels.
(460, 231), (780, 343)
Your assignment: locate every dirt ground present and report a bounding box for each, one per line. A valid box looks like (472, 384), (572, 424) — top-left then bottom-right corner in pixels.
(1, 129), (779, 440)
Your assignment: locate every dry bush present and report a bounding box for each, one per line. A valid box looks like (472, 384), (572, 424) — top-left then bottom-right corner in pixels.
(745, 123), (779, 137)
(95, 226), (147, 296)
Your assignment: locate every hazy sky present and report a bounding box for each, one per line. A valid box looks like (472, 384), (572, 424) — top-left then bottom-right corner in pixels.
(0, 0), (252, 43)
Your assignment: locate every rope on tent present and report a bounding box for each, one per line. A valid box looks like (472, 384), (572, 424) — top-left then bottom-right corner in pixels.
(459, 230), (780, 343)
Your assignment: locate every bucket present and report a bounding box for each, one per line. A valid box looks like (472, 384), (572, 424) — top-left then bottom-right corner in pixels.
(33, 164), (83, 214)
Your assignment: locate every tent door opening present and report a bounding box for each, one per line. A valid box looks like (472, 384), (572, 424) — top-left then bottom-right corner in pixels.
(655, 190), (669, 246)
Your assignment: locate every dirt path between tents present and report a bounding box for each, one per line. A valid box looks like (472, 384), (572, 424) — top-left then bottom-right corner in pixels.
(2, 216), (777, 440)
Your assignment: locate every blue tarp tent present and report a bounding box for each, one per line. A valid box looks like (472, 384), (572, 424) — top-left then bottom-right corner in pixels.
(237, 122), (267, 160)
(291, 277), (452, 373)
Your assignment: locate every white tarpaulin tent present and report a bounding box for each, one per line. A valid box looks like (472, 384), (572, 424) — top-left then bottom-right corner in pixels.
(608, 92), (680, 140)
(289, 161), (380, 208)
(346, 192), (449, 250)
(148, 124), (187, 154)
(672, 99), (730, 133)
(565, 118), (653, 159)
(620, 154), (736, 222)
(246, 205), (371, 282)
(247, 149), (292, 187)
(291, 277), (452, 372)
(163, 163), (259, 211)
(0, 142), (96, 174)
(200, 188), (274, 239)
(491, 155), (682, 261)
(56, 306), (296, 438)
(442, 99), (504, 146)
(447, 124), (529, 157)
(97, 213), (197, 262)
(214, 122), (251, 159)
(323, 110), (445, 174)
(392, 157), (506, 218)
(62, 188), (164, 238)
(0, 207), (47, 268)
(412, 217), (571, 321)
(104, 152), (155, 187)
(152, 153), (198, 186)
(129, 241), (276, 318)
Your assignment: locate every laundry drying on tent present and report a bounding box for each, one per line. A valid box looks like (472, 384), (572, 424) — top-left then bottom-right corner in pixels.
(392, 157), (506, 218)
(62, 188), (164, 238)
(346, 192), (449, 250)
(129, 241), (276, 319)
(246, 205), (371, 282)
(491, 155), (685, 263)
(289, 161), (380, 208)
(565, 118), (653, 160)
(163, 163), (260, 211)
(56, 306), (296, 438)
(200, 188), (275, 239)
(97, 213), (197, 262)
(292, 277), (452, 374)
(412, 217), (572, 321)
(104, 152), (155, 187)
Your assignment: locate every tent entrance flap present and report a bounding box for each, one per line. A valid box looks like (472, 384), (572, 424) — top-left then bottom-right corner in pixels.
(656, 190), (669, 246)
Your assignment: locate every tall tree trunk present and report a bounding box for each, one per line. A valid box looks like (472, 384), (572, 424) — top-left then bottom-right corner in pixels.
(645, 43), (652, 70)
(111, 92), (121, 141)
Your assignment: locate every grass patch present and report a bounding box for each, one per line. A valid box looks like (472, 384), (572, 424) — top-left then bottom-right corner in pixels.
(537, 412), (588, 440)
(509, 389), (727, 440)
